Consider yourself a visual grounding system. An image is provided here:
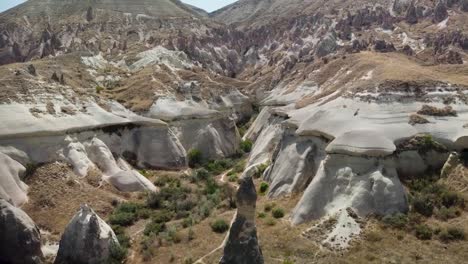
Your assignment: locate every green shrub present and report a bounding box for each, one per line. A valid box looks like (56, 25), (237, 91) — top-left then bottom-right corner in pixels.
(232, 160), (246, 173)
(188, 228), (195, 241)
(265, 218), (276, 226)
(240, 139), (253, 153)
(211, 219), (230, 233)
(193, 168), (210, 182)
(412, 195), (434, 217)
(112, 225), (131, 249)
(152, 210), (174, 224)
(254, 163), (269, 179)
(109, 212), (137, 226)
(436, 207), (461, 221)
(116, 202), (140, 213)
(143, 222), (166, 236)
(95, 85), (104, 94)
(182, 217), (193, 228)
(272, 208), (285, 219)
(146, 192), (163, 209)
(188, 149), (202, 168)
(259, 182), (269, 194)
(204, 178), (219, 195)
(137, 208), (152, 219)
(258, 212), (267, 218)
(439, 227), (466, 242)
(204, 159), (234, 174)
(264, 203), (275, 212)
(382, 213), (408, 229)
(228, 172), (238, 182)
(108, 240), (127, 263)
(441, 191), (463, 208)
(415, 224), (432, 240)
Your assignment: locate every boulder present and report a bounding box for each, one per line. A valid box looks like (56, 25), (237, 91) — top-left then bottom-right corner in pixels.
(27, 64), (37, 76)
(220, 176), (263, 264)
(0, 199), (43, 264)
(55, 205), (120, 264)
(434, 0), (448, 23)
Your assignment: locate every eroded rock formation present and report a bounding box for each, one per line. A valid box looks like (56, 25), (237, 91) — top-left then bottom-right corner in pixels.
(220, 175), (263, 264)
(0, 199), (43, 264)
(55, 205), (120, 264)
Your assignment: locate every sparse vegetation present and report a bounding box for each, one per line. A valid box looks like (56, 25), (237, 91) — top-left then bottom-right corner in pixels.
(95, 85), (104, 94)
(415, 224), (432, 240)
(417, 104), (457, 117)
(439, 227), (466, 242)
(382, 213), (408, 229)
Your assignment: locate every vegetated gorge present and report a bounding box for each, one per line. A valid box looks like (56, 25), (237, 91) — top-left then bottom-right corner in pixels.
(2, 0), (468, 263)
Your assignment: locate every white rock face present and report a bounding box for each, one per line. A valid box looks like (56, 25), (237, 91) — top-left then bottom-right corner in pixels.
(55, 205), (119, 264)
(84, 137), (157, 192)
(130, 46), (193, 71)
(265, 133), (327, 198)
(246, 113), (285, 168)
(148, 96), (220, 121)
(64, 140), (94, 177)
(0, 199), (43, 264)
(0, 152), (28, 207)
(171, 117), (241, 161)
(291, 154), (408, 225)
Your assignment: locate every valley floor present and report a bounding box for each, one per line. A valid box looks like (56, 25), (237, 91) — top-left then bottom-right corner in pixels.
(22, 161), (468, 264)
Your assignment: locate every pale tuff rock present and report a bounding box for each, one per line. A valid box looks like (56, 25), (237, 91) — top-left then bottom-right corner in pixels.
(84, 137), (157, 192)
(0, 152), (28, 207)
(220, 176), (264, 264)
(0, 199), (43, 264)
(171, 117), (241, 161)
(291, 154), (408, 225)
(130, 46), (193, 71)
(441, 152), (460, 177)
(264, 133), (327, 198)
(55, 205), (119, 264)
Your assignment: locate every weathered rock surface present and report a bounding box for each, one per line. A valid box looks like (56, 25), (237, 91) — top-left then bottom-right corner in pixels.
(220, 175), (263, 264)
(291, 154), (408, 225)
(405, 2), (418, 24)
(0, 199), (43, 264)
(55, 205), (120, 264)
(434, 0), (449, 23)
(0, 152), (28, 207)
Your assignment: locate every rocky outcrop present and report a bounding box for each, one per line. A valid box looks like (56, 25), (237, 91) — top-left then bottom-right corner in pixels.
(291, 154), (408, 225)
(220, 175), (263, 264)
(0, 199), (43, 264)
(374, 40), (396, 53)
(55, 205), (120, 264)
(264, 131), (327, 198)
(462, 0), (468, 11)
(434, 0), (448, 23)
(406, 2), (418, 24)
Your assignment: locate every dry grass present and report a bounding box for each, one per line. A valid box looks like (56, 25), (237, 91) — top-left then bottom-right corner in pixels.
(21, 163), (129, 241)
